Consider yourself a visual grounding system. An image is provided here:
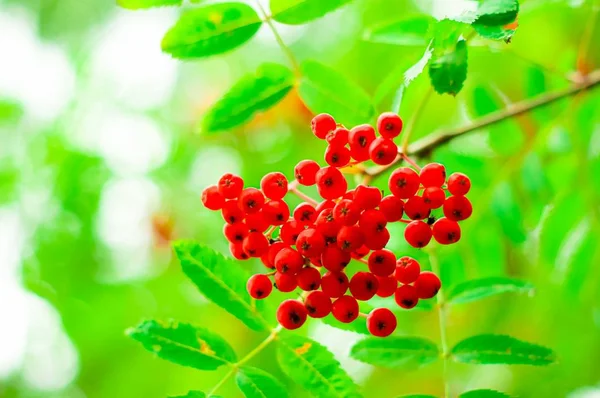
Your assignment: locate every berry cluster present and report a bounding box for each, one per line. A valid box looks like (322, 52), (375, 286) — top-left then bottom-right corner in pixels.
(201, 112), (472, 337)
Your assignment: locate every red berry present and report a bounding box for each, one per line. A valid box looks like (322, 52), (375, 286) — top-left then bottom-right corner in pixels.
(222, 200), (244, 225)
(321, 246), (351, 272)
(277, 299), (307, 330)
(230, 242), (249, 260)
(369, 137), (398, 165)
(280, 220), (304, 245)
(223, 223), (249, 243)
(349, 124), (376, 161)
(263, 241), (287, 269)
(218, 173), (244, 199)
(315, 208), (342, 244)
(309, 256), (322, 267)
(316, 167), (348, 200)
(274, 272), (297, 292)
(262, 200), (290, 226)
(326, 127), (349, 146)
(432, 217), (461, 244)
(321, 271), (349, 298)
(367, 308), (397, 337)
(375, 276), (397, 298)
(315, 200), (336, 215)
(294, 160), (320, 186)
(304, 291), (332, 318)
(201, 185), (224, 210)
(296, 267), (322, 291)
(293, 202), (317, 225)
(389, 167), (420, 199)
(296, 228), (326, 257)
(311, 113), (336, 139)
(353, 185), (382, 210)
(261, 172), (288, 200)
(333, 199), (361, 226)
(275, 247), (304, 274)
(420, 163), (446, 188)
(404, 220), (433, 248)
(395, 257), (421, 284)
(342, 189), (355, 200)
(242, 232), (269, 257)
(247, 274), (273, 299)
(337, 225), (364, 252)
(447, 172), (471, 196)
(363, 228), (390, 250)
(368, 249), (396, 277)
(331, 295), (359, 323)
(358, 209), (387, 233)
(414, 271), (441, 299)
(377, 112), (403, 139)
(351, 244), (370, 259)
(245, 211), (269, 232)
(379, 195), (404, 222)
(238, 188), (265, 214)
(443, 195), (472, 221)
(325, 144), (351, 168)
(349, 271), (379, 301)
(423, 187), (446, 209)
(394, 284), (419, 309)
(404, 196), (431, 220)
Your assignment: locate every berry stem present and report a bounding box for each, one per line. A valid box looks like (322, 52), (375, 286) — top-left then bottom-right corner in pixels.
(428, 250), (450, 398)
(288, 180), (320, 206)
(401, 153), (421, 171)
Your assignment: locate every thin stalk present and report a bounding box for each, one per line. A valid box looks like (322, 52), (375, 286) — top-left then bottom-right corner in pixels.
(429, 250), (450, 398)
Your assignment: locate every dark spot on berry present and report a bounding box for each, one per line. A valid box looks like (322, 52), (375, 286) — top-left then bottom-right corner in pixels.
(384, 122), (393, 131)
(346, 311), (355, 320)
(402, 299), (414, 306)
(256, 290), (264, 297)
(375, 255), (384, 263)
(397, 178), (407, 188)
(358, 136), (367, 148)
(366, 281), (374, 290)
(276, 213), (284, 221)
(377, 321), (386, 330)
(324, 177), (333, 187)
(290, 311), (301, 324)
(306, 305), (316, 314)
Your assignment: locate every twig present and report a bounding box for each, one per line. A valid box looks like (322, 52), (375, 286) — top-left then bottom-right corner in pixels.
(288, 181), (319, 206)
(400, 87), (434, 153)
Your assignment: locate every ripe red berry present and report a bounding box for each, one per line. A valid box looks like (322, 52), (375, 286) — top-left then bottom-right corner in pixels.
(375, 276), (397, 298)
(242, 232), (269, 257)
(367, 308), (397, 337)
(245, 211), (269, 232)
(223, 222), (249, 243)
(296, 267), (322, 291)
(321, 246), (351, 272)
(379, 195), (404, 222)
(326, 127), (349, 146)
(419, 163), (446, 187)
(262, 200), (290, 226)
(358, 209), (387, 234)
(222, 200), (244, 225)
(325, 144), (351, 168)
(349, 124), (376, 161)
(201, 185), (225, 210)
(349, 272), (379, 301)
(404, 196), (431, 220)
(247, 274), (273, 299)
(432, 217), (461, 244)
(218, 173), (244, 199)
(229, 242), (249, 260)
(414, 271), (441, 299)
(304, 291), (332, 318)
(447, 172), (471, 196)
(274, 272), (297, 292)
(315, 167), (348, 200)
(368, 249), (396, 277)
(296, 228), (326, 257)
(404, 220), (433, 248)
(443, 195), (472, 221)
(377, 112), (403, 139)
(333, 199), (361, 226)
(337, 225), (365, 252)
(331, 295), (359, 323)
(263, 241), (287, 269)
(353, 185), (382, 210)
(280, 220), (304, 245)
(315, 208), (342, 243)
(389, 167), (420, 199)
(309, 256), (322, 267)
(315, 200), (336, 215)
(294, 160), (320, 186)
(321, 271), (349, 298)
(311, 113), (336, 139)
(351, 244), (370, 259)
(277, 299), (307, 330)
(293, 202), (317, 225)
(395, 257), (421, 284)
(369, 137), (398, 165)
(395, 284), (419, 309)
(423, 186), (446, 209)
(275, 247), (304, 274)
(261, 172), (288, 200)
(238, 188), (265, 214)
(363, 227), (390, 250)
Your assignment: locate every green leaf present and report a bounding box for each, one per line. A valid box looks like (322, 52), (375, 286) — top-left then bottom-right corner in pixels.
(127, 320), (237, 370)
(429, 39), (468, 96)
(270, 0), (352, 25)
(202, 63), (295, 133)
(277, 333), (362, 398)
(173, 240), (271, 331)
(363, 16), (434, 46)
(350, 337), (439, 369)
(298, 60), (374, 126)
(117, 0), (181, 10)
(169, 391), (223, 398)
(162, 3), (261, 59)
(459, 389), (511, 398)
(473, 24), (516, 41)
(398, 395), (437, 398)
(491, 182), (527, 244)
(451, 334), (556, 365)
(446, 277), (535, 305)
(236, 366), (289, 398)
(475, 0), (519, 27)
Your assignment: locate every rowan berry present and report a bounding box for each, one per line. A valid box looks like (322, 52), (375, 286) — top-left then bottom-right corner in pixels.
(389, 167), (420, 199)
(321, 271), (349, 298)
(376, 112), (403, 139)
(315, 166), (347, 200)
(443, 195), (473, 221)
(351, 244), (370, 259)
(375, 276), (398, 298)
(242, 232), (269, 257)
(223, 222), (249, 243)
(280, 220), (304, 245)
(274, 247), (304, 274)
(311, 113), (336, 139)
(274, 272), (297, 292)
(263, 241), (287, 269)
(326, 127), (349, 146)
(229, 242), (249, 260)
(331, 295), (359, 323)
(293, 202), (317, 225)
(359, 209), (387, 233)
(419, 163), (446, 187)
(414, 271), (441, 299)
(404, 196), (431, 220)
(221, 200), (244, 225)
(247, 274), (273, 299)
(294, 160), (320, 186)
(368, 249), (396, 277)
(379, 195), (404, 222)
(245, 211), (269, 232)
(432, 217), (461, 245)
(395, 284), (419, 309)
(349, 124), (376, 161)
(367, 308), (397, 337)
(447, 172), (471, 196)
(404, 220), (433, 248)
(423, 186), (446, 209)
(304, 290), (332, 318)
(337, 225), (365, 252)
(363, 227), (390, 250)
(394, 256), (420, 284)
(277, 299), (307, 330)
(238, 188), (265, 214)
(369, 137), (398, 165)
(315, 200), (335, 215)
(202, 185), (224, 210)
(321, 246), (351, 272)
(260, 172), (288, 200)
(349, 271), (379, 301)
(333, 199), (361, 226)
(262, 200), (290, 225)
(315, 208), (342, 243)
(218, 173), (244, 199)
(353, 185), (382, 210)
(325, 144), (351, 168)
(296, 267), (322, 291)
(296, 228), (326, 257)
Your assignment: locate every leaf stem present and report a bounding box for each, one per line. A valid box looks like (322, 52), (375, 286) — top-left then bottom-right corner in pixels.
(429, 250), (450, 398)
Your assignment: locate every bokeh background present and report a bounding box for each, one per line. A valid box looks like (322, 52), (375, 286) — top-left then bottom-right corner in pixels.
(1, 0), (599, 397)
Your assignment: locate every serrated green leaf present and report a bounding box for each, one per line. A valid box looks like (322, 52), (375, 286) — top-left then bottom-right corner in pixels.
(270, 0), (352, 25)
(298, 60), (374, 126)
(128, 320), (236, 370)
(169, 391), (222, 398)
(451, 334), (556, 365)
(173, 240), (271, 331)
(162, 3), (261, 59)
(202, 63), (294, 133)
(459, 389), (511, 398)
(363, 16), (434, 46)
(473, 24), (516, 41)
(429, 39), (468, 96)
(475, 0), (519, 27)
(446, 277), (534, 305)
(236, 366), (289, 398)
(350, 337), (439, 369)
(117, 0), (180, 10)
(277, 333), (362, 398)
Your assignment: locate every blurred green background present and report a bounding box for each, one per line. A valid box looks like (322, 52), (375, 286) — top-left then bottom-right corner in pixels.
(1, 0), (599, 397)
